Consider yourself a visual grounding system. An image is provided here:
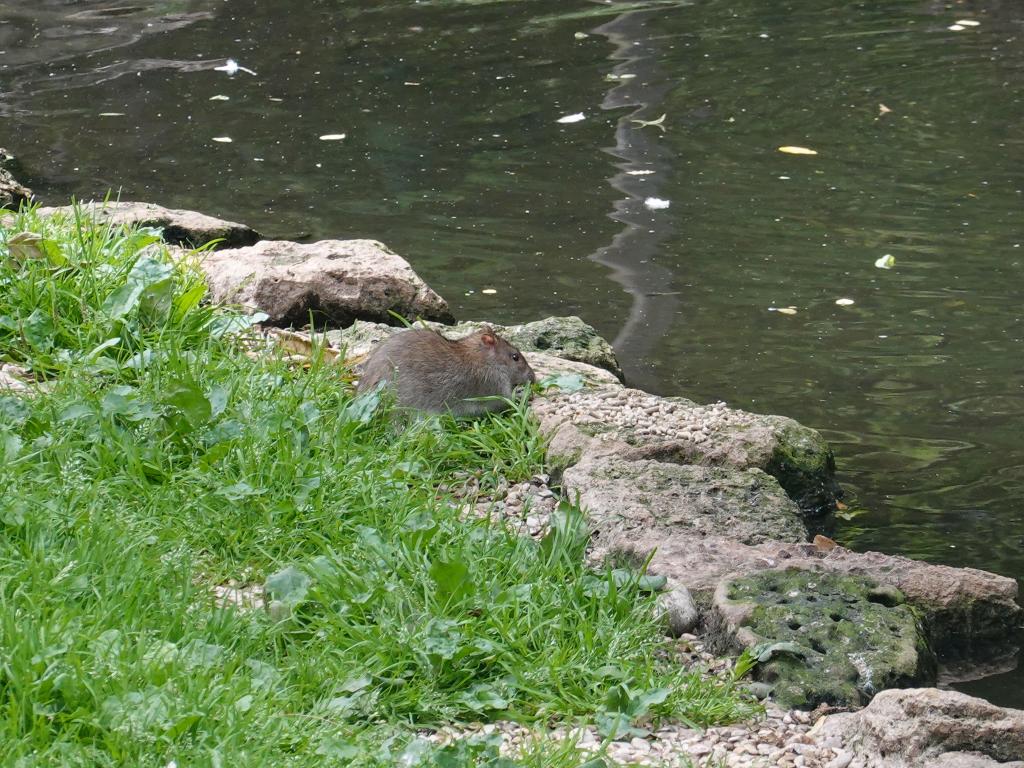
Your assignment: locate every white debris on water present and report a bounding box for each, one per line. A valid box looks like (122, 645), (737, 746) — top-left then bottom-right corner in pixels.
(644, 197), (671, 210)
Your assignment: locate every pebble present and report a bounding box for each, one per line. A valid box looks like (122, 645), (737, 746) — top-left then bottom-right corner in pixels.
(826, 750), (854, 768)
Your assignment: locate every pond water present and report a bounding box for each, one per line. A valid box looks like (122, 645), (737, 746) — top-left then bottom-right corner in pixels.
(4, 0), (1023, 705)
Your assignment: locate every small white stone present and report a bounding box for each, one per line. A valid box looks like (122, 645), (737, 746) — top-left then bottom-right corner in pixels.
(629, 737), (651, 752)
(826, 749), (854, 768)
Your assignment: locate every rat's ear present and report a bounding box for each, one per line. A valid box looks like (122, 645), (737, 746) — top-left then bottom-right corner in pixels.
(480, 331), (497, 347)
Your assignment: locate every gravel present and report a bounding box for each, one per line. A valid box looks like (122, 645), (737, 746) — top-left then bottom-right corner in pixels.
(421, 695), (842, 767)
(532, 388), (749, 443)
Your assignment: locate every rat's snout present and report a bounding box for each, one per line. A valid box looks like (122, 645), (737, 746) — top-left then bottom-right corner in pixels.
(522, 359), (537, 384)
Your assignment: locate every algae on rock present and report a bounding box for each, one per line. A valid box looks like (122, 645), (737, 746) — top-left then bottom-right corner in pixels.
(712, 569), (936, 709)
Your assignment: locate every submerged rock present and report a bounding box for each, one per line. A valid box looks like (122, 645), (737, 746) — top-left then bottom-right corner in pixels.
(812, 687), (1024, 767)
(201, 239), (454, 328)
(712, 569), (935, 709)
(38, 201), (260, 248)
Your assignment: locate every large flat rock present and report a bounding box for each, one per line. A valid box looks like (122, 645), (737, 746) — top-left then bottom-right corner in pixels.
(38, 201), (260, 248)
(811, 688), (1024, 767)
(201, 239), (454, 328)
(564, 455), (807, 545)
(535, 388), (840, 515)
(604, 531), (1020, 655)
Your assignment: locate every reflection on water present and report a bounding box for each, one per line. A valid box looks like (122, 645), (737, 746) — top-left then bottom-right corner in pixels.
(3, 0), (1024, 705)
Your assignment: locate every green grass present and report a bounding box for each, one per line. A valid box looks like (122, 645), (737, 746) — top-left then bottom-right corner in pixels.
(0, 206), (759, 767)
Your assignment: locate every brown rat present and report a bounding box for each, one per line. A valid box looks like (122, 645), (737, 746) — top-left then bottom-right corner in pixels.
(356, 326), (536, 416)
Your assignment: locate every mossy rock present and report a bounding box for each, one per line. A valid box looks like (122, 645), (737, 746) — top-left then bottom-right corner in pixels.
(713, 569), (936, 709)
(498, 316), (623, 382)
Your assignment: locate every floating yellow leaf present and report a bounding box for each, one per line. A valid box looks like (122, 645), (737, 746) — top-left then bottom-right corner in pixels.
(778, 146), (818, 155)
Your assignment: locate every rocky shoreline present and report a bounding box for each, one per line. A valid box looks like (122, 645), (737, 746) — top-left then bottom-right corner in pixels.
(7, 198), (1024, 766)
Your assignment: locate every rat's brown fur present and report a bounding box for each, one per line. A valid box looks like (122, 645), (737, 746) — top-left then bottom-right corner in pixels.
(356, 326), (536, 416)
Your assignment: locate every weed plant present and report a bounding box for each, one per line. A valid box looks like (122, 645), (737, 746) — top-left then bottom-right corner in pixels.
(0, 207), (758, 767)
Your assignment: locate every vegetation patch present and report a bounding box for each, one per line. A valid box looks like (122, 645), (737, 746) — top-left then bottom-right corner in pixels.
(0, 207), (758, 767)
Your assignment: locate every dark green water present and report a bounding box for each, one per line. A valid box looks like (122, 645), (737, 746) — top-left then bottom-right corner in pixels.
(4, 0), (1023, 704)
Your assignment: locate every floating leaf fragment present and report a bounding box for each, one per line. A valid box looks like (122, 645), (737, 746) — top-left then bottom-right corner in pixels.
(212, 137), (233, 143)
(626, 170), (655, 176)
(556, 112), (586, 124)
(955, 19), (980, 26)
(209, 95), (230, 101)
(631, 113), (667, 132)
(771, 307), (798, 315)
(574, 32), (590, 40)
(874, 254), (896, 269)
(481, 288), (497, 295)
(98, 112), (125, 117)
(644, 197), (670, 210)
(778, 146), (818, 155)
(605, 73), (637, 82)
(878, 103), (892, 115)
(835, 298), (855, 306)
(948, 24), (965, 31)
(214, 58), (257, 76)
(318, 133), (346, 141)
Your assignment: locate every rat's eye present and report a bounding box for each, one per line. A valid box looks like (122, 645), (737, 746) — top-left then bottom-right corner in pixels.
(511, 353), (520, 362)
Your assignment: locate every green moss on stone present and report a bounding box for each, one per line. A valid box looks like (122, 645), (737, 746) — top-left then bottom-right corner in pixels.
(723, 569), (936, 709)
(764, 420), (841, 516)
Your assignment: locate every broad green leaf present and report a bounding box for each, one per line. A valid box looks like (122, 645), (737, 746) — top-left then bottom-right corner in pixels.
(102, 255), (173, 319)
(58, 403), (95, 422)
(342, 387), (382, 423)
(264, 566), (310, 606)
(163, 378), (212, 427)
(0, 396), (30, 426)
(430, 557), (474, 605)
(172, 280), (207, 320)
(208, 311), (269, 338)
(138, 275), (175, 326)
(22, 309), (55, 350)
(85, 337), (122, 361)
(315, 738), (360, 759)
